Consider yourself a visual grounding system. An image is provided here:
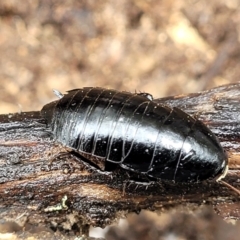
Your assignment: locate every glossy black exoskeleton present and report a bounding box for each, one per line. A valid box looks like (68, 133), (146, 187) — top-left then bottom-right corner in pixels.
(41, 87), (228, 183)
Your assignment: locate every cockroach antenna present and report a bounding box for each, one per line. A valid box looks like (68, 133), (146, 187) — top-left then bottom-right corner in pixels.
(53, 89), (64, 99)
(219, 180), (240, 195)
(216, 165), (240, 195)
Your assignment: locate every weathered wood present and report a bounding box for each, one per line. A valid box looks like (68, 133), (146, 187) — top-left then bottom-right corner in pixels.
(1, 83), (240, 237)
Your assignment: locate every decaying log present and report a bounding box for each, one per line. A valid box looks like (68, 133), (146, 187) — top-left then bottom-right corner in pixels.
(1, 83), (240, 238)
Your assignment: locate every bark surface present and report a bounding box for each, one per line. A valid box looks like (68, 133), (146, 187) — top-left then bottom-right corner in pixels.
(1, 83), (240, 238)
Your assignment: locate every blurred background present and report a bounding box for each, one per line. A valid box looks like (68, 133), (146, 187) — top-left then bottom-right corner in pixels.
(0, 0), (240, 113)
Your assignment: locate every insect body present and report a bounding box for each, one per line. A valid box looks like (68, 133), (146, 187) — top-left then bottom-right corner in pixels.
(41, 87), (228, 183)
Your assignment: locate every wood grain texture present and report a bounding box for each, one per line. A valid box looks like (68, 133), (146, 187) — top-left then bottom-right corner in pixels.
(0, 83), (240, 237)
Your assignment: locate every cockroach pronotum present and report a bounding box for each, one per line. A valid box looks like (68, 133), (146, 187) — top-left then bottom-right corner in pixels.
(41, 87), (239, 194)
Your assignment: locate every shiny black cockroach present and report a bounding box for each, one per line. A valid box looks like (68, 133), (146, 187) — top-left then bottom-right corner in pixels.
(41, 87), (238, 193)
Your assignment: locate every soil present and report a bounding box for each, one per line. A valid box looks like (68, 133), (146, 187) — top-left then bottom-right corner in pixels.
(0, 0), (239, 114)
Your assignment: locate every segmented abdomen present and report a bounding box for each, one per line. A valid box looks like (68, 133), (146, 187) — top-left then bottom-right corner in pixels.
(41, 87), (227, 182)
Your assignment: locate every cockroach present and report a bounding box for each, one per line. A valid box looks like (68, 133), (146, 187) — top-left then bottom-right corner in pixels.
(41, 87), (239, 194)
